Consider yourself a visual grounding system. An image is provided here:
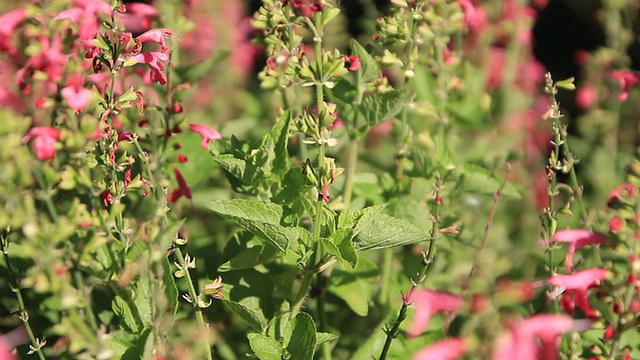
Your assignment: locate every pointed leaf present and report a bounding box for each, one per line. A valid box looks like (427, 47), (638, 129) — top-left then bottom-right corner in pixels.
(353, 213), (430, 251)
(459, 164), (521, 199)
(358, 91), (406, 130)
(248, 333), (283, 360)
(268, 110), (291, 175)
(316, 332), (339, 345)
(350, 39), (380, 82)
(208, 199), (307, 252)
(218, 243), (278, 271)
(223, 300), (269, 332)
(288, 313), (317, 360)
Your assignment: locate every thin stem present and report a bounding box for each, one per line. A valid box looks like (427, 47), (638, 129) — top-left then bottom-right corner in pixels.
(464, 164), (511, 292)
(379, 174), (442, 360)
(1, 231), (46, 360)
(174, 247), (213, 360)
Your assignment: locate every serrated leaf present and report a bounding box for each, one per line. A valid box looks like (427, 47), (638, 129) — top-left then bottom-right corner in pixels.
(350, 39), (380, 82)
(459, 164), (521, 199)
(288, 313), (317, 360)
(353, 212), (430, 251)
(208, 199), (306, 252)
(434, 133), (455, 169)
(248, 333), (282, 360)
(332, 229), (358, 268)
(358, 91), (406, 130)
(267, 110), (291, 176)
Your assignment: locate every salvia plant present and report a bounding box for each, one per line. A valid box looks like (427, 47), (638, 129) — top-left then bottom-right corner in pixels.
(1, 0), (640, 359)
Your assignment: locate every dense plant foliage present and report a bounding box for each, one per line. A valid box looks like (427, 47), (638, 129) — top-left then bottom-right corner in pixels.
(1, 0), (640, 359)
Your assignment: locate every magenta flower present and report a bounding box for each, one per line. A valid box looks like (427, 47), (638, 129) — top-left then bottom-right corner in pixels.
(60, 74), (92, 114)
(540, 229), (607, 270)
(494, 314), (591, 360)
(188, 123), (222, 149)
(22, 126), (62, 160)
(133, 51), (169, 84)
(406, 289), (463, 338)
(136, 28), (174, 52)
(117, 2), (158, 34)
(609, 71), (640, 102)
(413, 337), (465, 360)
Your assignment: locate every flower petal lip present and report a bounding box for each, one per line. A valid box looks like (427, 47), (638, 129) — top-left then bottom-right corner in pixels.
(188, 123), (222, 149)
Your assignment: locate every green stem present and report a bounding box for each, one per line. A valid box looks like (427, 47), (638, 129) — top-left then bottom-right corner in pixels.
(379, 175), (442, 360)
(378, 248), (393, 305)
(291, 268), (315, 318)
(174, 247), (213, 360)
(1, 232), (46, 360)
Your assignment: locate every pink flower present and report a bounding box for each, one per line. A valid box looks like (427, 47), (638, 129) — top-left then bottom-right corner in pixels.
(22, 126), (62, 160)
(494, 314), (591, 360)
(285, 0), (323, 18)
(459, 0), (488, 34)
(60, 74), (92, 114)
(575, 84), (598, 110)
(413, 337), (465, 360)
(544, 268), (609, 318)
(136, 28), (173, 52)
(133, 51), (169, 84)
(406, 289), (463, 338)
(343, 55), (361, 71)
(188, 123), (222, 149)
(0, 8), (26, 55)
(607, 183), (637, 208)
(540, 229), (607, 270)
(117, 2), (158, 34)
(609, 71), (640, 102)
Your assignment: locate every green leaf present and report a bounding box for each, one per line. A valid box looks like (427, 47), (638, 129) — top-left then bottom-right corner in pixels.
(331, 229), (358, 268)
(208, 199), (307, 252)
(218, 243), (278, 271)
(358, 91), (406, 130)
(223, 300), (269, 333)
(267, 110), (292, 176)
(248, 333), (283, 360)
(434, 133), (455, 170)
(459, 164), (521, 199)
(350, 39), (380, 82)
(329, 275), (369, 316)
(287, 313), (317, 360)
(555, 77), (576, 91)
(353, 212), (430, 251)
(316, 332), (339, 345)
(162, 257), (179, 315)
(160, 218), (186, 250)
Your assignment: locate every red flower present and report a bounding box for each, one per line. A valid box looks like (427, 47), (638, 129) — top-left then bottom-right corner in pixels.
(494, 314), (591, 360)
(609, 71), (640, 102)
(412, 337), (465, 360)
(575, 84), (598, 110)
(22, 126), (62, 160)
(188, 123), (222, 149)
(405, 288), (463, 338)
(459, 0), (488, 34)
(167, 167), (192, 203)
(545, 268), (609, 318)
(343, 55), (361, 71)
(60, 74), (92, 114)
(609, 217), (624, 232)
(284, 0), (323, 18)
